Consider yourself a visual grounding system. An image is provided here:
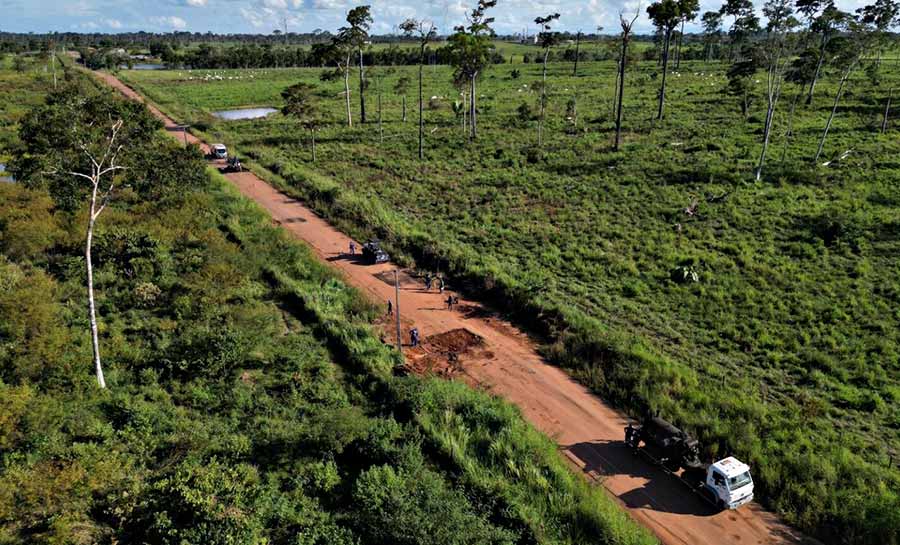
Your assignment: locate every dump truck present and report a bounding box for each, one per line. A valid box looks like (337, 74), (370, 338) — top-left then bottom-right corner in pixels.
(625, 415), (754, 510)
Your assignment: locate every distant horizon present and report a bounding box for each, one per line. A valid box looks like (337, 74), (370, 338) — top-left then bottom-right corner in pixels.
(0, 0), (879, 37)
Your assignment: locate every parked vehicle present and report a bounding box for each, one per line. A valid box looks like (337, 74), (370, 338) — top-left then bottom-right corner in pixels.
(362, 240), (389, 264)
(625, 415), (754, 510)
(222, 155), (243, 173)
(208, 143), (228, 160)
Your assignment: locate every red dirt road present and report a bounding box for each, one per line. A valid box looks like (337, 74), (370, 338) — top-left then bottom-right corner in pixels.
(95, 70), (817, 545)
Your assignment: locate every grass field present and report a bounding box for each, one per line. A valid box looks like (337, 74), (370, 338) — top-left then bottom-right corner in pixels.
(0, 55), (53, 163)
(120, 55), (900, 541)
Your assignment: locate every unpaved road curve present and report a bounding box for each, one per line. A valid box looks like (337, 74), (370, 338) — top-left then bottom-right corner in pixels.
(95, 70), (818, 545)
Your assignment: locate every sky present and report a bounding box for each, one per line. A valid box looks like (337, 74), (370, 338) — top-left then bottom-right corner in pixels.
(0, 0), (873, 36)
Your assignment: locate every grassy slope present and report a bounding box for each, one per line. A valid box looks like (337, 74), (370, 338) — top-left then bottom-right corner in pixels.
(0, 60), (654, 545)
(120, 55), (900, 542)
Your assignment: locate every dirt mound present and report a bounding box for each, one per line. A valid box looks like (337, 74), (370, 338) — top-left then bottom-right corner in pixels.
(424, 328), (483, 353)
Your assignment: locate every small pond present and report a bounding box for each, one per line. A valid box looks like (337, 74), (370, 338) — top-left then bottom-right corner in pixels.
(124, 63), (166, 70)
(213, 107), (278, 121)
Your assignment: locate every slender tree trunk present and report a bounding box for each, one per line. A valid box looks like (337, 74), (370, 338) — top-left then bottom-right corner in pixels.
(573, 31), (581, 76)
(615, 34), (629, 151)
(343, 60), (353, 127)
(470, 74), (477, 140)
(756, 102), (776, 180)
(675, 20), (684, 69)
(311, 128), (316, 162)
(51, 52), (57, 89)
(378, 76), (383, 144)
(358, 47), (367, 123)
(402, 95), (407, 122)
(882, 87), (893, 134)
(657, 28), (672, 120)
(86, 186), (105, 389)
(539, 49), (549, 147)
(418, 47), (424, 159)
(806, 33), (827, 105)
(781, 87), (802, 164)
(814, 64), (854, 164)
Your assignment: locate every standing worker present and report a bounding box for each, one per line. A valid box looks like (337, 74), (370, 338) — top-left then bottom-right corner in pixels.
(438, 275), (445, 294)
(386, 299), (393, 316)
(424, 273), (432, 291)
(349, 241), (356, 255)
(446, 295), (454, 310)
(410, 327), (420, 347)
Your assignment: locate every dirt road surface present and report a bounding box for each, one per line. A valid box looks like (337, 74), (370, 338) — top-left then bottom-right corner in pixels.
(94, 70), (817, 545)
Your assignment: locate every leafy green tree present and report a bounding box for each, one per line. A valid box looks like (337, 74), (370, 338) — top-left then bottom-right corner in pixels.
(282, 82), (320, 162)
(400, 18), (437, 159)
(448, 0), (498, 140)
(340, 5), (372, 124)
(719, 0), (760, 60)
(796, 0), (850, 105)
(10, 84), (205, 388)
(724, 49), (760, 118)
(323, 34), (355, 127)
(647, 0), (681, 120)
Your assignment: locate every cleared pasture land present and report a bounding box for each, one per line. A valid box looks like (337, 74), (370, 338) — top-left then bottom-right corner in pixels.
(121, 56), (900, 542)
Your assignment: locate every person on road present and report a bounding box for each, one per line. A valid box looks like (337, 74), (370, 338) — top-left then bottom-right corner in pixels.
(438, 275), (445, 293)
(348, 241), (356, 255)
(410, 327), (420, 347)
(387, 299), (393, 316)
(424, 273), (432, 291)
(446, 295), (454, 310)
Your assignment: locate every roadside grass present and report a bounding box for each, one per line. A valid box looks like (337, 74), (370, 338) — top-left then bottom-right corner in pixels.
(120, 56), (900, 543)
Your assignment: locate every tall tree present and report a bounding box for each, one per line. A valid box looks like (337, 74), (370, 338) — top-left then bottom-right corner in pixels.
(814, 0), (900, 163)
(11, 84), (205, 388)
(400, 18), (437, 159)
(341, 6), (372, 123)
(674, 0), (700, 69)
(448, 0), (498, 140)
(322, 34), (354, 127)
(535, 12), (560, 147)
(796, 0), (849, 105)
(615, 7), (640, 151)
(720, 0), (760, 60)
(281, 82), (320, 162)
(701, 11), (723, 61)
(755, 0), (799, 180)
(647, 0), (681, 120)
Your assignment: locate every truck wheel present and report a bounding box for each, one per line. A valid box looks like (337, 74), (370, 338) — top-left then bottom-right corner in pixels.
(716, 499), (726, 511)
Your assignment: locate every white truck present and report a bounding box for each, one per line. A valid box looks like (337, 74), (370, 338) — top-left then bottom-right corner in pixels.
(625, 415), (754, 510)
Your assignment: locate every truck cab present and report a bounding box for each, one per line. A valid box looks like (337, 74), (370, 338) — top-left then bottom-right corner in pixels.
(706, 457), (754, 510)
(210, 144), (228, 160)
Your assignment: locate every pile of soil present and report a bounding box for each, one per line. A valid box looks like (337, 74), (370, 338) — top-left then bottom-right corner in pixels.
(424, 328), (483, 353)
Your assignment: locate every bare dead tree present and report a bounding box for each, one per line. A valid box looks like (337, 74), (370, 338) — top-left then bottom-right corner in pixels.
(615, 7), (640, 151)
(62, 119), (126, 389)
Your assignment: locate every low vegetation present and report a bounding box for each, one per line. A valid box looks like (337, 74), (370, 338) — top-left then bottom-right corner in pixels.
(122, 35), (900, 542)
(0, 57), (654, 545)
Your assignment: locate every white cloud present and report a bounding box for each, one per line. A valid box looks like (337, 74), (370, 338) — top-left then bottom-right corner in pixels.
(151, 15), (188, 29)
(103, 18), (123, 29)
(185, 0), (208, 6)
